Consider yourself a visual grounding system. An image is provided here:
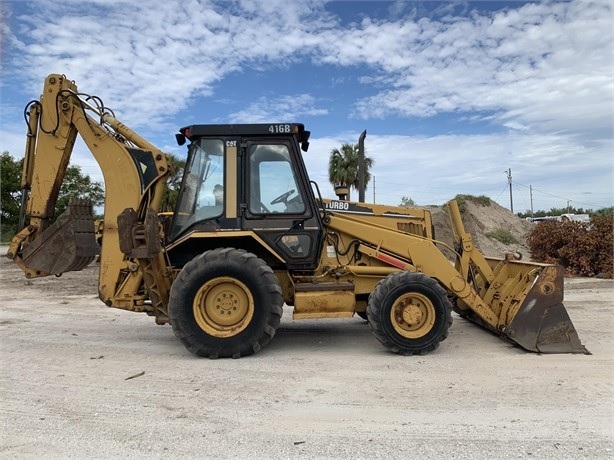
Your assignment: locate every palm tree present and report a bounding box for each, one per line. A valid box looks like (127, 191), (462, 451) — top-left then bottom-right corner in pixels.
(328, 143), (374, 201)
(161, 153), (186, 212)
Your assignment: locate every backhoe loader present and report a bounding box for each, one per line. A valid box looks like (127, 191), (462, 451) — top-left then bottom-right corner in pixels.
(7, 74), (589, 358)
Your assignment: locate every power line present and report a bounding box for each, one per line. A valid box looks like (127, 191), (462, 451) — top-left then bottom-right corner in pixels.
(514, 181), (610, 209)
(494, 184), (509, 201)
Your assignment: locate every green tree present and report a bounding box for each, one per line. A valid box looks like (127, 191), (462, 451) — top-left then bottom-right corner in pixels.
(517, 205), (613, 219)
(56, 165), (105, 217)
(328, 143), (374, 201)
(593, 206), (614, 217)
(161, 153), (186, 212)
(1, 151), (24, 239)
(400, 196), (415, 207)
(0, 152), (105, 240)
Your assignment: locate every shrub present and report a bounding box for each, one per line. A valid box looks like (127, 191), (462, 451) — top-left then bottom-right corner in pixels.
(470, 195), (492, 207)
(451, 194), (492, 214)
(485, 228), (518, 245)
(527, 216), (613, 278)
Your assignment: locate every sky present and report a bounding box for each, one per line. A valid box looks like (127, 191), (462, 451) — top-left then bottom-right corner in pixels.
(1, 0), (612, 213)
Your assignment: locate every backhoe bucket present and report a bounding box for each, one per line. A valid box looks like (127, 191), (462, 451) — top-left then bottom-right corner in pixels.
(21, 200), (100, 275)
(502, 265), (589, 354)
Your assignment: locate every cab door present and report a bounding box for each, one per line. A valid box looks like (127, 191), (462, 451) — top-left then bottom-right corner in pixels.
(240, 139), (323, 270)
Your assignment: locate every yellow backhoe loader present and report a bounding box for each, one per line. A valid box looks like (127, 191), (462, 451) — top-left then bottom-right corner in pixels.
(7, 74), (589, 358)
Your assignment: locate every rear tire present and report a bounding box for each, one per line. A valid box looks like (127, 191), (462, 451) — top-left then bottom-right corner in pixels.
(168, 248), (283, 358)
(367, 272), (452, 355)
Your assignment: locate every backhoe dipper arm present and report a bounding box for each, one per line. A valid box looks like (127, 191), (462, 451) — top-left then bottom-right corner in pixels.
(7, 74), (170, 307)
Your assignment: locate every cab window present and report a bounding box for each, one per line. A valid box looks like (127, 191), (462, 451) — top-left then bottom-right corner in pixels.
(248, 144), (305, 214)
(170, 138), (224, 237)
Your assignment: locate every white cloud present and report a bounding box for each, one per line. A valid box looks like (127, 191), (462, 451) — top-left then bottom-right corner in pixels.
(5, 0), (611, 136)
(3, 0), (336, 121)
(347, 0), (612, 140)
(304, 129), (613, 211)
(0, 120), (26, 158)
(1, 0), (611, 212)
(227, 94), (328, 123)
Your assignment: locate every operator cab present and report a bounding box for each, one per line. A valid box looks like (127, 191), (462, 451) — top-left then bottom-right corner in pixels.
(168, 124), (323, 270)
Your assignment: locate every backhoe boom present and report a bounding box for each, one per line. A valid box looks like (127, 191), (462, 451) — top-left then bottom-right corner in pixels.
(7, 74), (171, 313)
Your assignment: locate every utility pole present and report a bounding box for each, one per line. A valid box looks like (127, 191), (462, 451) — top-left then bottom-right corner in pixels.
(506, 168), (513, 213)
(530, 185), (534, 217)
(358, 130), (367, 203)
(372, 176), (375, 203)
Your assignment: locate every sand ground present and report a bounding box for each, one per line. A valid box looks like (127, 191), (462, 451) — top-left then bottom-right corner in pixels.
(1, 249), (612, 459)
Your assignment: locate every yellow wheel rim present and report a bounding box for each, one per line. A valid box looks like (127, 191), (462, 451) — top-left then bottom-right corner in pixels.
(390, 292), (436, 339)
(193, 277), (254, 338)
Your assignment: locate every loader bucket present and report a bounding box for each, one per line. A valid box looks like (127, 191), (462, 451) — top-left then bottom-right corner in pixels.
(447, 198), (589, 354)
(502, 265), (589, 354)
(21, 200), (100, 275)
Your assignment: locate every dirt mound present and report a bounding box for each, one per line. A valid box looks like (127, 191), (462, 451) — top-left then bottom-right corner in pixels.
(427, 198), (533, 261)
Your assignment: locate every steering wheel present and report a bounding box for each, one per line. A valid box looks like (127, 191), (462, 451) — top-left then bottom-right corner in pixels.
(270, 189), (295, 206)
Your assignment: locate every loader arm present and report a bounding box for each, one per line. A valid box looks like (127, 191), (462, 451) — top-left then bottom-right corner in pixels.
(7, 74), (171, 311)
(324, 201), (588, 354)
(326, 211), (501, 325)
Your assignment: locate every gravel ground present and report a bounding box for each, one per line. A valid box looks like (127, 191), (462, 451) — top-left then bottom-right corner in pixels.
(0, 249), (612, 459)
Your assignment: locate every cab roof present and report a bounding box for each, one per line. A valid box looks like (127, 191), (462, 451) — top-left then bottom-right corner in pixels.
(177, 123), (310, 151)
(180, 123), (305, 137)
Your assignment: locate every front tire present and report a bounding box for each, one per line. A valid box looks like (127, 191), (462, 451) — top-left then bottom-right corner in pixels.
(367, 272), (452, 355)
(168, 248), (283, 358)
